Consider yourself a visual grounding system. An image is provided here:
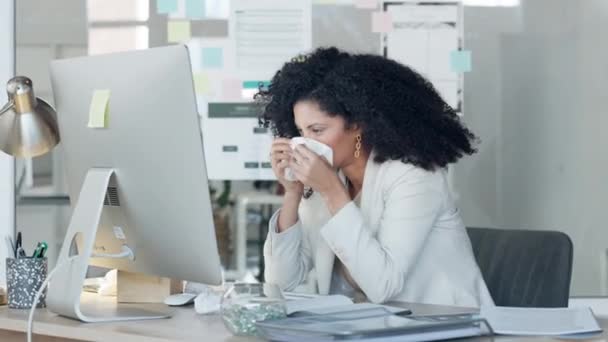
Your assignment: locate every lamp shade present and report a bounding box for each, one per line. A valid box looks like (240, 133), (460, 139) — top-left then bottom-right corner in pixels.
(0, 76), (60, 158)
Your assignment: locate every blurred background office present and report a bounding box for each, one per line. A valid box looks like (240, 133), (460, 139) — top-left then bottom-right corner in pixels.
(6, 0), (608, 297)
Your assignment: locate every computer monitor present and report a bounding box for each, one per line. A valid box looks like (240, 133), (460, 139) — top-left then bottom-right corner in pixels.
(46, 45), (222, 322)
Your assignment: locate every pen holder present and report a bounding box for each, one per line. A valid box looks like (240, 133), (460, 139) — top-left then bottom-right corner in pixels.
(6, 257), (48, 309)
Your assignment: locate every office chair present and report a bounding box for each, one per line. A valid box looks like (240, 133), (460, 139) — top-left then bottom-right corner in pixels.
(466, 227), (573, 307)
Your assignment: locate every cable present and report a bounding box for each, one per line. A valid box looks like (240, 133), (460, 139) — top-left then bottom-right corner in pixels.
(27, 245), (134, 341)
(91, 244), (135, 260)
(27, 259), (69, 342)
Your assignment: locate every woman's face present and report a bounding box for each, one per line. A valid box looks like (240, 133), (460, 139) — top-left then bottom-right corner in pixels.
(293, 99), (361, 169)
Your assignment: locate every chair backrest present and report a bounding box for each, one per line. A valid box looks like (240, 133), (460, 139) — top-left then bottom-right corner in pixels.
(466, 227), (573, 307)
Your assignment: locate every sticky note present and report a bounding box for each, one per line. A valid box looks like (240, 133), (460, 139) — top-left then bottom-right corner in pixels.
(88, 90), (110, 128)
(167, 21), (191, 43)
(193, 73), (210, 95)
(355, 0), (378, 9)
(202, 47), (223, 68)
(157, 0), (178, 14)
(222, 78), (242, 99)
(450, 50), (472, 73)
(243, 81), (270, 89)
(185, 0), (205, 19)
(371, 12), (393, 33)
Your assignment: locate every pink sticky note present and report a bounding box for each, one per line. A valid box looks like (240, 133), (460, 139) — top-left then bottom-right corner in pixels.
(372, 12), (393, 33)
(355, 0), (378, 9)
(222, 78), (243, 100)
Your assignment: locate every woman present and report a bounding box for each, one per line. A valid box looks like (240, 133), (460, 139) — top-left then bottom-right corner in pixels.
(255, 47), (493, 307)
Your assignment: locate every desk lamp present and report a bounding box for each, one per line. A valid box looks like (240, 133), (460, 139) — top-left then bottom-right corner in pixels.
(0, 77), (60, 341)
(0, 76), (60, 157)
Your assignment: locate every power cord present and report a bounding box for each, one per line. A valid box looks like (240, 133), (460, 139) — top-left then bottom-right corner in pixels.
(91, 245), (135, 261)
(27, 244), (134, 342)
(27, 258), (68, 342)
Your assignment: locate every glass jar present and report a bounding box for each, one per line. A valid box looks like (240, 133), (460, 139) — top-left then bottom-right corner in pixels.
(220, 283), (287, 336)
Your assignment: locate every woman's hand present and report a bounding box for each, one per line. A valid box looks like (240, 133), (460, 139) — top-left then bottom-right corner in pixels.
(289, 145), (350, 214)
(270, 138), (303, 196)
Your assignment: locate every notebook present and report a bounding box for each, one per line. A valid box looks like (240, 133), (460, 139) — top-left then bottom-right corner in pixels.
(256, 307), (491, 341)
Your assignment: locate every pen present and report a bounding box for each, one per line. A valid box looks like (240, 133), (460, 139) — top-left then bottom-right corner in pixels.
(32, 242), (48, 258)
(16, 246), (26, 259)
(39, 243), (47, 258)
(15, 232), (26, 258)
(5, 236), (15, 258)
(16, 231), (22, 251)
(32, 242), (41, 258)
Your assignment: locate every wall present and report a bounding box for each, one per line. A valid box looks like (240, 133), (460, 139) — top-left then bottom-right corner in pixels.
(0, 0), (15, 286)
(455, 0), (608, 295)
(12, 0), (608, 295)
(14, 0), (88, 268)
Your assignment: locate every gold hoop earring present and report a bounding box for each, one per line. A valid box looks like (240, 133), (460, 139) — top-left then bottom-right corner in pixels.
(354, 134), (362, 158)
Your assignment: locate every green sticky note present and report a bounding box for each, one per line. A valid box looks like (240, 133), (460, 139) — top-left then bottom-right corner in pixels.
(450, 50), (472, 73)
(193, 73), (210, 95)
(202, 47), (223, 68)
(88, 89), (110, 128)
(157, 0), (178, 14)
(167, 21), (191, 43)
(243, 81), (270, 89)
(185, 0), (205, 19)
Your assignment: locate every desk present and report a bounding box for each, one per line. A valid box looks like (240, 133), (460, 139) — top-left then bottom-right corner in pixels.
(0, 293), (607, 341)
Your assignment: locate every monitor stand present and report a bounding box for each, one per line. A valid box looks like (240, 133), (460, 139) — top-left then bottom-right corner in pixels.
(46, 168), (171, 322)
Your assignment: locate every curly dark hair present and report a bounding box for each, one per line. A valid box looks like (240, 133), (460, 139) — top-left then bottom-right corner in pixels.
(255, 47), (478, 171)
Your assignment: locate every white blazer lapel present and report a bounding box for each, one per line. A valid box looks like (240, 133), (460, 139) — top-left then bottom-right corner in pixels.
(315, 237), (334, 295)
(313, 171), (350, 295)
(360, 151), (382, 229)
(315, 160), (382, 295)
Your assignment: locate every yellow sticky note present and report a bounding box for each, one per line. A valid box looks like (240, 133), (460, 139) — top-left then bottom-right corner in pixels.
(168, 21), (191, 43)
(88, 89), (110, 128)
(193, 73), (210, 95)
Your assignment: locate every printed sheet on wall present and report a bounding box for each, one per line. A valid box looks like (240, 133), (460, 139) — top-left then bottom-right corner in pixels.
(382, 0), (463, 113)
(191, 0), (312, 180)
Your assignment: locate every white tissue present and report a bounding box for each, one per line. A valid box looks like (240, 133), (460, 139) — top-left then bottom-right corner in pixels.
(284, 137), (333, 181)
(193, 285), (222, 315)
(98, 269), (117, 297)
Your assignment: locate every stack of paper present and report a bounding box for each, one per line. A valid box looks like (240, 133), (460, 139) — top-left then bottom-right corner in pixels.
(283, 293), (409, 316)
(480, 306), (602, 336)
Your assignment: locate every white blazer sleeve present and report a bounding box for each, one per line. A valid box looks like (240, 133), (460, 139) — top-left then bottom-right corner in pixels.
(320, 171), (444, 303)
(263, 209), (313, 291)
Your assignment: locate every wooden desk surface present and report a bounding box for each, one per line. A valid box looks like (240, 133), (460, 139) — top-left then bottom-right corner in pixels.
(0, 293), (607, 341)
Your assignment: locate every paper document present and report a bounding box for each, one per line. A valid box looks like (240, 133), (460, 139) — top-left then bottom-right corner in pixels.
(304, 303), (410, 316)
(230, 0), (312, 80)
(284, 294), (352, 315)
(480, 306), (602, 336)
(283, 294), (409, 316)
(384, 2), (461, 110)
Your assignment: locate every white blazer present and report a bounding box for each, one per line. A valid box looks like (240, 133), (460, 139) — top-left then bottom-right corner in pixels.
(263, 152), (494, 307)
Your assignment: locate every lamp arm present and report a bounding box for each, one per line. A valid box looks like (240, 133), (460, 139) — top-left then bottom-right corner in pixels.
(0, 100), (14, 117)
